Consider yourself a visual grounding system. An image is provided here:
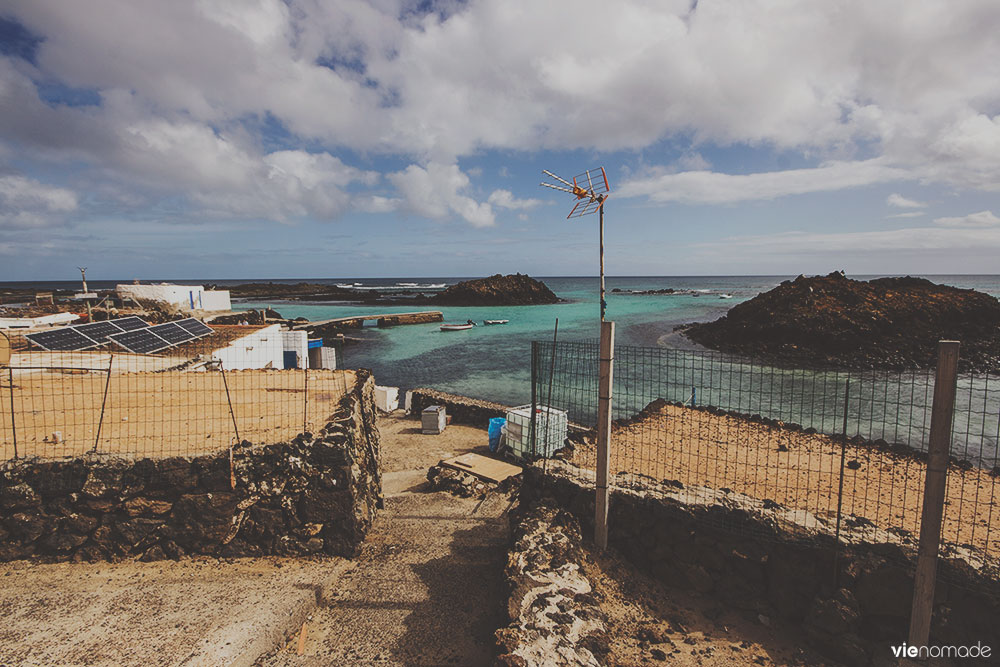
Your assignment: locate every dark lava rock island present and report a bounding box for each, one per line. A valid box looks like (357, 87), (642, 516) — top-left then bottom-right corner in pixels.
(432, 273), (559, 306)
(683, 272), (1000, 371)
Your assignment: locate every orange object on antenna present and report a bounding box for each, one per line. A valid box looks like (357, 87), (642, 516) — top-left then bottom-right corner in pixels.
(540, 167), (610, 218)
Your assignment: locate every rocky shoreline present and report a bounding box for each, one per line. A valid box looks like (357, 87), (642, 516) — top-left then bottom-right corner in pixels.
(682, 272), (1000, 372)
(224, 273), (559, 307)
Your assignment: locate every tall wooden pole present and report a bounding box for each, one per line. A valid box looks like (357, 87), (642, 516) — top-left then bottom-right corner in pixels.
(599, 203), (606, 322)
(908, 340), (960, 647)
(595, 320), (615, 549)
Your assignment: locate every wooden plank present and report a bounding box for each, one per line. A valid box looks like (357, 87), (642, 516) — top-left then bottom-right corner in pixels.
(908, 340), (960, 647)
(439, 452), (522, 483)
(296, 622), (308, 656)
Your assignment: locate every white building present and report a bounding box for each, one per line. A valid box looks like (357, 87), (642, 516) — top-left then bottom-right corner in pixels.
(0, 312), (80, 329)
(116, 283), (231, 312)
(211, 326), (333, 371)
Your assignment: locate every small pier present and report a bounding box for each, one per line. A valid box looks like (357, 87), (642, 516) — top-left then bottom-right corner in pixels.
(294, 311), (443, 330)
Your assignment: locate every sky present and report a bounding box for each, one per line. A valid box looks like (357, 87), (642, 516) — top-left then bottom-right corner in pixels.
(1, 0), (999, 281)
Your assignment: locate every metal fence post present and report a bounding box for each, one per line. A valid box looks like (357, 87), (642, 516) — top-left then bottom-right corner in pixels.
(530, 341), (538, 456)
(93, 355), (114, 452)
(7, 366), (16, 459)
(595, 320), (615, 549)
(908, 340), (960, 647)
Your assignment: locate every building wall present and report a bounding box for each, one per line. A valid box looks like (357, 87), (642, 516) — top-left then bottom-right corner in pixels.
(200, 290), (231, 311)
(116, 284), (230, 313)
(281, 330), (308, 369)
(212, 325), (283, 370)
(0, 313), (79, 329)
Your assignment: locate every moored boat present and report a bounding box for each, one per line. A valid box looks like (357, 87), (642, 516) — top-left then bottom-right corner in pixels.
(483, 319), (509, 325)
(440, 322), (476, 331)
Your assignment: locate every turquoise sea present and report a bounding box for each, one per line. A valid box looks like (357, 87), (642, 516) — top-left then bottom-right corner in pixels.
(236, 275), (1000, 409)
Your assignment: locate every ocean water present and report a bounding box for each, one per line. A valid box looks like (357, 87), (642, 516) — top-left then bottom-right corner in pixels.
(5, 274), (998, 460)
(235, 274), (1000, 411)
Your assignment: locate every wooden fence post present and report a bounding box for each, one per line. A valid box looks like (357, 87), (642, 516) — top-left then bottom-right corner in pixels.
(595, 320), (615, 549)
(908, 340), (960, 647)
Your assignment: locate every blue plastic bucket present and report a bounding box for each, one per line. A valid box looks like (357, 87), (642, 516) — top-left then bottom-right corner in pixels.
(488, 417), (506, 451)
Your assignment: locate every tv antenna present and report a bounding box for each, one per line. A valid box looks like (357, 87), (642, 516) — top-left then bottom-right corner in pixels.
(540, 167), (611, 320)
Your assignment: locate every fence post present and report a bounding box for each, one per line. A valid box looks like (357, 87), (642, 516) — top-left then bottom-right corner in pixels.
(530, 341), (538, 456)
(7, 366), (16, 459)
(93, 355), (114, 452)
(595, 320), (615, 549)
(908, 340), (960, 647)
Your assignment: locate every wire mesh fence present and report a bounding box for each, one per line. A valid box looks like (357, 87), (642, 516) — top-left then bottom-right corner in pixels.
(531, 340), (1000, 570)
(1, 325), (353, 461)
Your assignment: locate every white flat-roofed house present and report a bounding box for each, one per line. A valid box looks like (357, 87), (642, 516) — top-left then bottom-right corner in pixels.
(116, 283), (231, 312)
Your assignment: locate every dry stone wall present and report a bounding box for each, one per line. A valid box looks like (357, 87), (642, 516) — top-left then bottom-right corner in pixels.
(0, 372), (381, 563)
(408, 388), (508, 427)
(523, 461), (1000, 666)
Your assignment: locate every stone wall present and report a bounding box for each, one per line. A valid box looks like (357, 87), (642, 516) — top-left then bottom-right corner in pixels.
(0, 372), (381, 563)
(523, 461), (1000, 666)
(496, 501), (608, 667)
(408, 388), (509, 427)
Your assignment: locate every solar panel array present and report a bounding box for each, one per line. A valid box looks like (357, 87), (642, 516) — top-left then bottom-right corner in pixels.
(25, 316), (214, 354)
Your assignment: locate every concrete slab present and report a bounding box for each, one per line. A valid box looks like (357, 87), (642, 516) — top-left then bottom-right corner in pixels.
(0, 556), (348, 667)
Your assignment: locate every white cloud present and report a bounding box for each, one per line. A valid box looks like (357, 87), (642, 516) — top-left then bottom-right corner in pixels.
(887, 211), (924, 219)
(2, 0), (1000, 224)
(933, 210), (1000, 228)
(618, 160), (908, 205)
(388, 162), (495, 227)
(487, 189), (543, 210)
(0, 175), (78, 228)
(887, 193), (926, 209)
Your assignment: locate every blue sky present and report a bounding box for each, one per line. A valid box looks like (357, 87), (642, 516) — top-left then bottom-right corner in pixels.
(1, 0), (999, 280)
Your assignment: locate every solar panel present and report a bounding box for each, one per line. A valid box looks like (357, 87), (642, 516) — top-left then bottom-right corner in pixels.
(25, 328), (99, 351)
(109, 329), (171, 354)
(148, 322), (195, 345)
(174, 318), (213, 338)
(73, 321), (125, 344)
(111, 316), (150, 331)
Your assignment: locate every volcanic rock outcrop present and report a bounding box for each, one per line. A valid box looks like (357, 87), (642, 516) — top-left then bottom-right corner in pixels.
(432, 273), (559, 306)
(683, 272), (1000, 371)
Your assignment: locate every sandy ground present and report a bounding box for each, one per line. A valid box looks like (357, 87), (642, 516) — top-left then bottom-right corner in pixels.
(584, 545), (831, 667)
(0, 412), (499, 667)
(571, 402), (1000, 560)
(0, 556), (350, 667)
(1, 369), (355, 460)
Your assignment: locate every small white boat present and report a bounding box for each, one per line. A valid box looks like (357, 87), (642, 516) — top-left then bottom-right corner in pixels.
(719, 294), (733, 299)
(440, 323), (475, 331)
(483, 319), (509, 325)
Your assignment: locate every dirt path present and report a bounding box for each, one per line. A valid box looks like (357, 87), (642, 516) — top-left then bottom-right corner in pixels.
(260, 414), (513, 666)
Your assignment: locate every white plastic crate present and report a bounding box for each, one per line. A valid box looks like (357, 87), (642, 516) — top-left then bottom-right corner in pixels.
(505, 404), (567, 459)
(421, 405), (447, 434)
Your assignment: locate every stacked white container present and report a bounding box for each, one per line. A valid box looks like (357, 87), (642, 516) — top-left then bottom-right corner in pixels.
(504, 405), (568, 459)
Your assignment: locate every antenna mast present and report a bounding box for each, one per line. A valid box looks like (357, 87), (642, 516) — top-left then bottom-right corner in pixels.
(540, 167), (611, 320)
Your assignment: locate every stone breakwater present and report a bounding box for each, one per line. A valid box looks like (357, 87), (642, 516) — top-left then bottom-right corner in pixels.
(523, 461), (1000, 666)
(0, 372), (381, 563)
